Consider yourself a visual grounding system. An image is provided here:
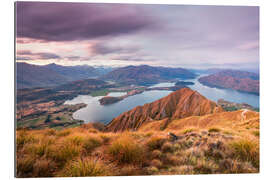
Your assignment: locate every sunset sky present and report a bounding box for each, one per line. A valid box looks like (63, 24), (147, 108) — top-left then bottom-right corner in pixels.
(16, 2), (259, 70)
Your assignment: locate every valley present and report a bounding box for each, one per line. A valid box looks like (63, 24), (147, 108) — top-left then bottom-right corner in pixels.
(16, 88), (260, 177)
(16, 65), (260, 129)
(15, 64), (260, 176)
(14, 3), (260, 177)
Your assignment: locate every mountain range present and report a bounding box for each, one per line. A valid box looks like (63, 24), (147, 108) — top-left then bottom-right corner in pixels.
(16, 62), (113, 89)
(198, 70), (259, 94)
(101, 65), (197, 85)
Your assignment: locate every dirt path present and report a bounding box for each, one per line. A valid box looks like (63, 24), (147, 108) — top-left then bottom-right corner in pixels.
(241, 109), (249, 120)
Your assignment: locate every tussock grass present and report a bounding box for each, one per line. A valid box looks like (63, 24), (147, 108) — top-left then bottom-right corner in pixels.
(16, 123), (260, 177)
(16, 155), (35, 177)
(99, 134), (111, 144)
(146, 166), (159, 174)
(49, 143), (81, 165)
(44, 129), (56, 136)
(193, 159), (215, 174)
(16, 130), (37, 149)
(151, 150), (162, 159)
(108, 136), (144, 164)
(161, 142), (174, 153)
(208, 127), (221, 133)
(171, 165), (194, 174)
(56, 129), (71, 137)
(65, 134), (86, 146)
(229, 139), (259, 168)
(60, 158), (108, 177)
(252, 130), (260, 137)
(118, 165), (141, 176)
(146, 136), (166, 151)
(150, 159), (162, 168)
(182, 128), (194, 134)
(33, 159), (56, 177)
(83, 136), (102, 153)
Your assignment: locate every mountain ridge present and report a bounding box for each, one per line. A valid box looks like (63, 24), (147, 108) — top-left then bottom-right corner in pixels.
(16, 62), (112, 89)
(106, 88), (223, 132)
(198, 70), (259, 94)
(101, 65), (197, 85)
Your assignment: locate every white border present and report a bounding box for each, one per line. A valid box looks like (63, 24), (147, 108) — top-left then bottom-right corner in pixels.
(1, 0), (270, 179)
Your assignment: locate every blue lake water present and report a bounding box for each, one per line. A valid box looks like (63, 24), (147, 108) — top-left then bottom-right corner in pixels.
(64, 90), (172, 124)
(186, 75), (259, 108)
(64, 76), (259, 124)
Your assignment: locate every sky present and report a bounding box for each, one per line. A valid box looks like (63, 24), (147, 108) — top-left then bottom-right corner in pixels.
(16, 2), (259, 70)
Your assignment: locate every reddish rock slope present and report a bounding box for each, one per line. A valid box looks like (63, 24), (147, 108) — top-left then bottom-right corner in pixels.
(106, 88), (223, 132)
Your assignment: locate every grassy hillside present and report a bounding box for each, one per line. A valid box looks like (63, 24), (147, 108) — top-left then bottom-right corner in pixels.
(16, 110), (259, 177)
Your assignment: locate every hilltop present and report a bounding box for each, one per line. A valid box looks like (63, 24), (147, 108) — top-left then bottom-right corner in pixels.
(107, 88), (223, 132)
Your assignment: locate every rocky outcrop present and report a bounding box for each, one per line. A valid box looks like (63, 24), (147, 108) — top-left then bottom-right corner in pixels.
(106, 88), (223, 132)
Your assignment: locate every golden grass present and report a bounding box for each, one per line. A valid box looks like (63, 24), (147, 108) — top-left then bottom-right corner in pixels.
(182, 128), (194, 134)
(56, 129), (71, 137)
(208, 127), (221, 133)
(16, 115), (260, 177)
(146, 136), (166, 151)
(59, 158), (108, 177)
(252, 130), (260, 137)
(16, 130), (37, 150)
(16, 155), (35, 177)
(83, 135), (102, 153)
(229, 139), (259, 168)
(108, 135), (144, 164)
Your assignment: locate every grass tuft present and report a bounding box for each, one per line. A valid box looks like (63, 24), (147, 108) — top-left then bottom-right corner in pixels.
(208, 127), (220, 133)
(108, 136), (144, 164)
(252, 131), (260, 137)
(60, 158), (108, 177)
(182, 128), (194, 134)
(83, 136), (102, 153)
(146, 136), (166, 151)
(229, 139), (259, 168)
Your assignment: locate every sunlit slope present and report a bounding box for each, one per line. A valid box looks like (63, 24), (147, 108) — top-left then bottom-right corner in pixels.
(107, 88), (224, 132)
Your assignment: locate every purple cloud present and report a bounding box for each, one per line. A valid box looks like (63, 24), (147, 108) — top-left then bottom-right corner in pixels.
(91, 43), (140, 55)
(16, 56), (32, 60)
(16, 2), (156, 42)
(17, 50), (60, 60)
(66, 56), (81, 60)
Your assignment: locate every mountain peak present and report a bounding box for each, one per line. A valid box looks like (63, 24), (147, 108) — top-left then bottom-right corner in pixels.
(106, 87), (223, 132)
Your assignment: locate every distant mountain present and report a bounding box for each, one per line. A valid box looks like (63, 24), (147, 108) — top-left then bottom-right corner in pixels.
(198, 70), (259, 94)
(16, 62), (113, 89)
(190, 68), (259, 75)
(17, 78), (111, 104)
(43, 63), (100, 81)
(101, 65), (197, 85)
(106, 88), (223, 132)
(16, 62), (69, 89)
(54, 78), (110, 92)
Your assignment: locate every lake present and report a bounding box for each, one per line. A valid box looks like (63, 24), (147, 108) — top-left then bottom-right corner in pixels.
(186, 75), (259, 108)
(64, 88), (173, 124)
(64, 78), (259, 124)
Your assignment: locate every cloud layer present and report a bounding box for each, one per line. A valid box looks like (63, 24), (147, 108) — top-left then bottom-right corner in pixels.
(16, 2), (156, 41)
(15, 2), (259, 70)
